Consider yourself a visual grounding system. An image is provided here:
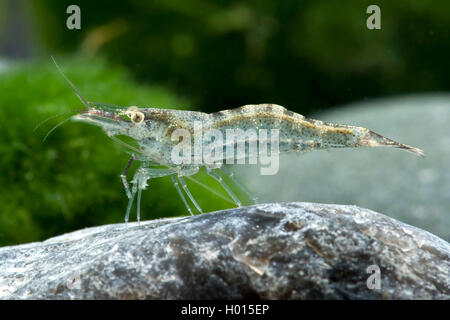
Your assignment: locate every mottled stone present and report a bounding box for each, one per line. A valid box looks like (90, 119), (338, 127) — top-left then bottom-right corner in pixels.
(0, 202), (448, 299)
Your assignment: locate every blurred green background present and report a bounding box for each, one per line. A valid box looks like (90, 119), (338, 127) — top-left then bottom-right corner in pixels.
(0, 0), (448, 245)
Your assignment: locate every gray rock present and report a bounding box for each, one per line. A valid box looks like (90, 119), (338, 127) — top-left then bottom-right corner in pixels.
(240, 94), (450, 241)
(0, 202), (448, 299)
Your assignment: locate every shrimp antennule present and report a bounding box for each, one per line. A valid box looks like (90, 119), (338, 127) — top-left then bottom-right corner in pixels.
(51, 56), (91, 110)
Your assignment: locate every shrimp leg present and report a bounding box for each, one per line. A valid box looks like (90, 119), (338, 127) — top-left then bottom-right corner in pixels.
(124, 183), (137, 223)
(121, 154), (136, 199)
(218, 166), (258, 204)
(170, 175), (194, 216)
(206, 168), (242, 207)
(178, 176), (203, 214)
(125, 167), (175, 222)
(124, 186), (136, 222)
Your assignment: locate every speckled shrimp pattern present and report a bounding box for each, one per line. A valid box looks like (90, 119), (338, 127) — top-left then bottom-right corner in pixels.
(206, 103), (423, 155)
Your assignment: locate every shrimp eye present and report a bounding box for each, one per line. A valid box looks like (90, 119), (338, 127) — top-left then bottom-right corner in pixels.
(131, 111), (145, 124)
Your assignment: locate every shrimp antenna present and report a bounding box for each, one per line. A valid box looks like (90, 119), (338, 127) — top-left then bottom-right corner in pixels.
(33, 109), (80, 133)
(42, 116), (73, 143)
(51, 56), (91, 110)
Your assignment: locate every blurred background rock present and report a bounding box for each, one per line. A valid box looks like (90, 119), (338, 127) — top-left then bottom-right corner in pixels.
(0, 0), (448, 245)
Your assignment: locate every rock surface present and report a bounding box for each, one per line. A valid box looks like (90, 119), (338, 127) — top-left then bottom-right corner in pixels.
(240, 94), (450, 241)
(0, 202), (448, 299)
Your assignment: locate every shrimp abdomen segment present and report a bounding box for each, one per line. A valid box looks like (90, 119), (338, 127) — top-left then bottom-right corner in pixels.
(356, 130), (424, 156)
(207, 104), (355, 153)
(207, 103), (423, 156)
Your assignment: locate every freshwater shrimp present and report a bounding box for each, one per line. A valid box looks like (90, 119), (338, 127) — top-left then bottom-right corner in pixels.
(72, 102), (423, 221)
(53, 60), (424, 222)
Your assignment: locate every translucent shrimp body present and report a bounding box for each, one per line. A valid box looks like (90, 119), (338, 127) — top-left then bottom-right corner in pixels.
(71, 102), (423, 221)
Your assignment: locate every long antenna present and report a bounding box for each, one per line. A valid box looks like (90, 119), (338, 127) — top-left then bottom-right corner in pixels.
(33, 109), (78, 133)
(42, 116), (73, 142)
(50, 56), (91, 110)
